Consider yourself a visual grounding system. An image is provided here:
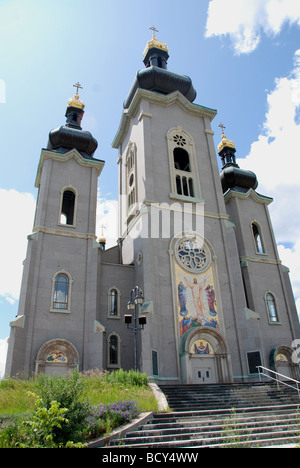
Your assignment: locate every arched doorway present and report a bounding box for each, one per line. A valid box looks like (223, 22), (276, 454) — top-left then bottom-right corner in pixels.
(35, 339), (80, 376)
(179, 327), (233, 384)
(270, 346), (300, 381)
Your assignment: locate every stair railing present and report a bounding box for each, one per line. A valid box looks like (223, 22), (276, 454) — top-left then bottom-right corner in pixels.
(257, 365), (300, 398)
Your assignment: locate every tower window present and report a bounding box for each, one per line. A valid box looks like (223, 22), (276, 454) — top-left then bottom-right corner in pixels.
(107, 287), (121, 318)
(167, 128), (200, 201)
(125, 142), (137, 214)
(110, 289), (118, 316)
(60, 189), (76, 225)
(173, 149), (194, 197)
(265, 292), (279, 323)
(173, 148), (191, 172)
(53, 274), (69, 310)
(252, 222), (265, 254)
(107, 334), (120, 367)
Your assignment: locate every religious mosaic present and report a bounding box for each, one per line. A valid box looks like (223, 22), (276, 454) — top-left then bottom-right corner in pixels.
(176, 261), (219, 339)
(46, 350), (68, 363)
(174, 236), (220, 347)
(190, 339), (214, 355)
(276, 353), (288, 363)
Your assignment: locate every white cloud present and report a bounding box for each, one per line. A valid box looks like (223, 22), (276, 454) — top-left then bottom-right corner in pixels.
(96, 192), (118, 249)
(0, 338), (8, 380)
(0, 189), (36, 304)
(0, 187), (119, 309)
(237, 49), (300, 313)
(206, 0), (300, 54)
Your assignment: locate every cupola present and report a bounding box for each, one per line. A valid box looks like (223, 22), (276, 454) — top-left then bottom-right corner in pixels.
(218, 123), (258, 193)
(123, 27), (197, 109)
(47, 83), (98, 159)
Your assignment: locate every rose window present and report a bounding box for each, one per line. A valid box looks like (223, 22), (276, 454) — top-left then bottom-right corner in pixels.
(173, 135), (187, 147)
(175, 237), (211, 273)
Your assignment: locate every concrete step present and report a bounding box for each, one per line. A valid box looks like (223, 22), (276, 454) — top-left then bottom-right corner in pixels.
(134, 416), (300, 437)
(112, 430), (300, 449)
(106, 383), (300, 449)
(159, 383), (300, 412)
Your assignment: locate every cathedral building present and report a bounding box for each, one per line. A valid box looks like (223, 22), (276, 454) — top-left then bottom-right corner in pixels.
(5, 32), (300, 384)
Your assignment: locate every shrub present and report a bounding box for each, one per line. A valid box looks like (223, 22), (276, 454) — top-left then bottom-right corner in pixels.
(103, 369), (148, 386)
(34, 371), (91, 444)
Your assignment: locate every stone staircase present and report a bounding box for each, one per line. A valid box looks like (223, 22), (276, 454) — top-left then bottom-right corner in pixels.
(109, 383), (300, 448)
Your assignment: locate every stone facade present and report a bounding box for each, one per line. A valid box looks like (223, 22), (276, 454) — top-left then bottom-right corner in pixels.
(5, 39), (300, 384)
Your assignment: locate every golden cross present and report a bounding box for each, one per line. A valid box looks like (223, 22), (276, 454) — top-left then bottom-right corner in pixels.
(218, 122), (226, 135)
(73, 82), (83, 94)
(149, 25), (159, 38)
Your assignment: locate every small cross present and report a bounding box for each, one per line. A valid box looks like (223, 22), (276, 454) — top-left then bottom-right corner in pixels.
(149, 25), (159, 38)
(218, 122), (226, 135)
(73, 82), (83, 94)
(99, 224), (107, 236)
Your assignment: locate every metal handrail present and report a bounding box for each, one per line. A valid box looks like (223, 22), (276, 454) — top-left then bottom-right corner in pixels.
(257, 365), (300, 398)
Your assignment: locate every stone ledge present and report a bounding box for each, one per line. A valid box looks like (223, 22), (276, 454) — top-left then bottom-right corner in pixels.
(87, 412), (153, 448)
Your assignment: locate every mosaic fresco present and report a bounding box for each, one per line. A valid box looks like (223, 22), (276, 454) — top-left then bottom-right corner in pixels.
(190, 339), (214, 355)
(46, 351), (68, 363)
(175, 262), (220, 340)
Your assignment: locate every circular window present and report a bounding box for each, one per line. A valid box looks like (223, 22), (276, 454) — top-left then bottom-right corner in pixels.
(173, 134), (187, 147)
(175, 235), (211, 273)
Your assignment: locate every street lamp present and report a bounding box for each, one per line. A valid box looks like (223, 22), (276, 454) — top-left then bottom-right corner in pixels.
(125, 286), (146, 372)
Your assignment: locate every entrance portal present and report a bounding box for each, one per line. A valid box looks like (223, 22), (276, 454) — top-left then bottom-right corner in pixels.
(179, 327), (232, 384)
(35, 338), (79, 375)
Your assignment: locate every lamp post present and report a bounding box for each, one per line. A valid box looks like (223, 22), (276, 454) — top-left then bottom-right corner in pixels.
(125, 286), (146, 372)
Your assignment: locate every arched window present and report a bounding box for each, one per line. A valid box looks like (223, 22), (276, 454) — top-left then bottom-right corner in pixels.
(107, 287), (121, 318)
(125, 142), (137, 214)
(173, 147), (191, 172)
(265, 292), (279, 323)
(51, 271), (73, 313)
(60, 188), (77, 226)
(107, 334), (121, 368)
(252, 222), (265, 254)
(53, 274), (69, 310)
(167, 127), (201, 201)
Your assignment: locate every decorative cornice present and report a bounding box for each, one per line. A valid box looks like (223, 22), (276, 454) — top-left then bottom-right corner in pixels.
(224, 188), (273, 205)
(240, 255), (282, 266)
(112, 89), (217, 148)
(33, 226), (97, 241)
(35, 148), (104, 188)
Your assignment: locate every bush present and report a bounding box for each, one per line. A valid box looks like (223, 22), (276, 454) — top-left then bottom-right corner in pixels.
(103, 369), (148, 386)
(0, 370), (153, 447)
(34, 371), (91, 445)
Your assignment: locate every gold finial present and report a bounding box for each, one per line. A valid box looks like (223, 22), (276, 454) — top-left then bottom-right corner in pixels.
(98, 224), (107, 243)
(67, 82), (85, 110)
(143, 26), (168, 57)
(217, 122), (235, 152)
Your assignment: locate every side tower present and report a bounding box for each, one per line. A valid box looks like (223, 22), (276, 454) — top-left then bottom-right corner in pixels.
(219, 128), (300, 379)
(5, 88), (104, 377)
(113, 32), (255, 384)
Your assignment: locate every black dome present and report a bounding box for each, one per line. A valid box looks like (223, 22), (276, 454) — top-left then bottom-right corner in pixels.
(124, 66), (197, 109)
(220, 165), (258, 193)
(47, 101), (98, 159)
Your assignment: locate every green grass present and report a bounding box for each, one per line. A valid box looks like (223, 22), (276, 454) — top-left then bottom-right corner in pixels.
(0, 370), (158, 417)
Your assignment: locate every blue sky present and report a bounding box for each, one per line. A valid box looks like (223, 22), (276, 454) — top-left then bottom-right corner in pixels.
(0, 0), (300, 377)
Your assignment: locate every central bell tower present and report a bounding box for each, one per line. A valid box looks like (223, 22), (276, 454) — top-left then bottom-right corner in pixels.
(112, 31), (246, 383)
